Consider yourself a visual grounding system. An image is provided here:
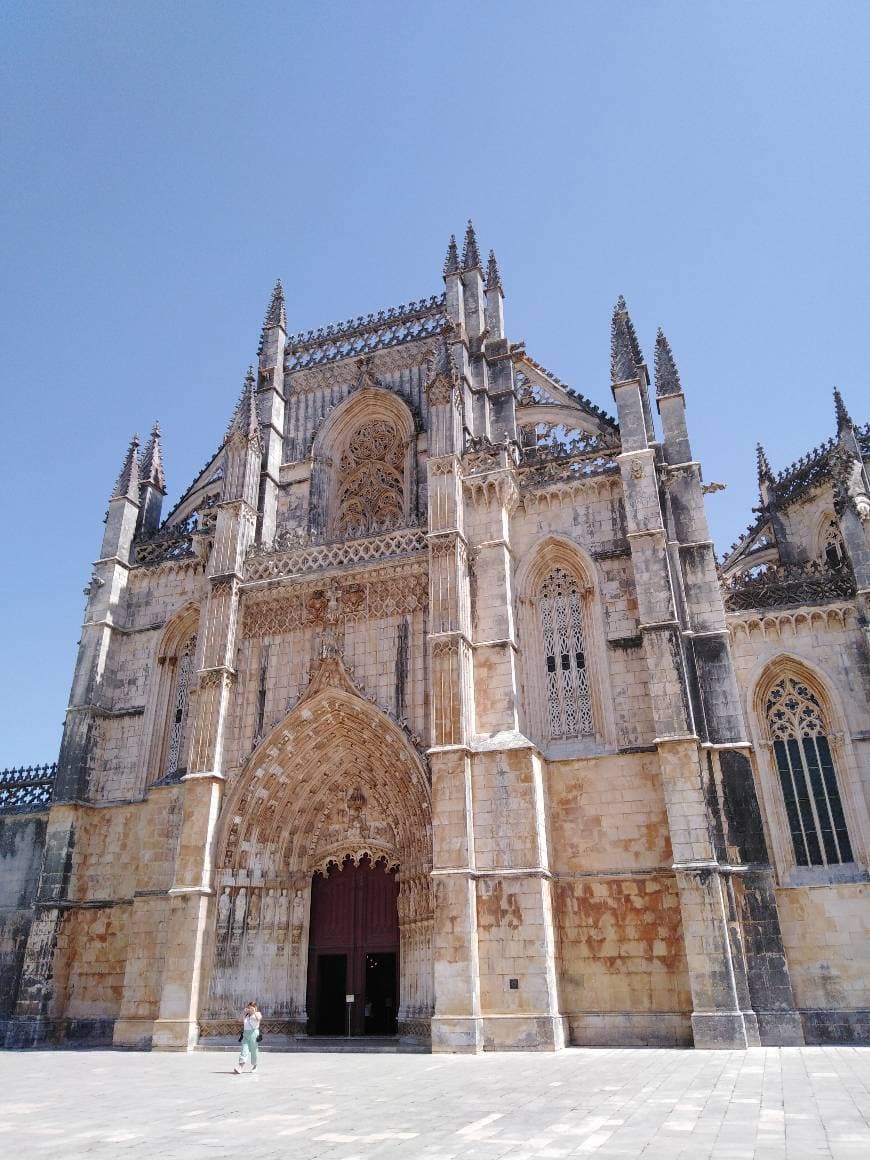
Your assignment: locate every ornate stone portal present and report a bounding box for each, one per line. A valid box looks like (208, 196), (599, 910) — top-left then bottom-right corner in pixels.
(199, 655), (433, 1042)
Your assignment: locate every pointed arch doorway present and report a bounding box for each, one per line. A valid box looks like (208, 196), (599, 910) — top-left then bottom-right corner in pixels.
(202, 656), (433, 1045)
(308, 855), (399, 1036)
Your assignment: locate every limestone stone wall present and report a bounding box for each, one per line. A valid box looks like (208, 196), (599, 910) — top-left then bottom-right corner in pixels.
(38, 790), (186, 1043)
(0, 813), (46, 1018)
(547, 752), (692, 1044)
(776, 884), (869, 1015)
(52, 905), (130, 1026)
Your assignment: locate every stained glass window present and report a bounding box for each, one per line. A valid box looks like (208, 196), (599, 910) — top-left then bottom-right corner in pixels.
(766, 676), (852, 867)
(539, 567), (593, 739)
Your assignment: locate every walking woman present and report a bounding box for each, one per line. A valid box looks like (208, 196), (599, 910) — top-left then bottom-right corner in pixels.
(234, 1001), (262, 1073)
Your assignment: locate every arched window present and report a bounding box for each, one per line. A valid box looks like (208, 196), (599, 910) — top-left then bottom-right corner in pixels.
(144, 610), (200, 787)
(308, 388), (416, 543)
(539, 566), (593, 739)
(165, 633), (196, 777)
(765, 675), (853, 867)
(819, 516), (846, 569)
(336, 419), (405, 537)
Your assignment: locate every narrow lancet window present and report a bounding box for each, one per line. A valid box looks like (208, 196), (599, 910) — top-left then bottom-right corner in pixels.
(166, 634), (196, 776)
(821, 517), (846, 568)
(539, 567), (593, 739)
(766, 675), (853, 867)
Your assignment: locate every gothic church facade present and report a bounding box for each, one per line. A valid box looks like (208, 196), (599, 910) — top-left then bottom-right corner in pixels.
(2, 225), (869, 1051)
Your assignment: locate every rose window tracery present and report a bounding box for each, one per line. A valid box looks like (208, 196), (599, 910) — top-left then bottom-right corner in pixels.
(336, 419), (406, 538)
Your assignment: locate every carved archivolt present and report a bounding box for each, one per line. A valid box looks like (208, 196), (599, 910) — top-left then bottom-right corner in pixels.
(307, 784), (400, 876)
(217, 683), (432, 883)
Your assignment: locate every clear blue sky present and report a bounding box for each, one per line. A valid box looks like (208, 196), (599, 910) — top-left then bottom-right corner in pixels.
(1, 1), (868, 765)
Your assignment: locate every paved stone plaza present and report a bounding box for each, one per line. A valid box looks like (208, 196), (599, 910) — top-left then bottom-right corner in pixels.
(1, 1047), (868, 1159)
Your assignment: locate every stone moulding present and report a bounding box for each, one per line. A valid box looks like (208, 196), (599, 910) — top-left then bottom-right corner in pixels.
(245, 526), (428, 583)
(727, 604), (855, 640)
(516, 472), (621, 513)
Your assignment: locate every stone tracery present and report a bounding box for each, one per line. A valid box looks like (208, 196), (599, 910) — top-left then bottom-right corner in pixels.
(336, 418), (406, 537)
(764, 674), (853, 868)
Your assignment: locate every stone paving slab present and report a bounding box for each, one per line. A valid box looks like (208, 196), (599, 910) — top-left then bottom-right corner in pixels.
(0, 1046), (868, 1159)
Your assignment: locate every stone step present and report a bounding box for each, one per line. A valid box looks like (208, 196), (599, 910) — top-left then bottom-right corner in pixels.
(196, 1035), (429, 1054)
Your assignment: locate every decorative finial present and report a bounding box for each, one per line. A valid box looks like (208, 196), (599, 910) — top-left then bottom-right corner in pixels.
(443, 235), (460, 275)
(112, 433), (141, 502)
(225, 368), (261, 443)
(263, 279), (286, 330)
(654, 328), (681, 397)
(139, 421), (165, 492)
(610, 295), (644, 384)
(486, 250), (503, 294)
(756, 442), (774, 485)
(461, 220), (481, 270)
(833, 387), (853, 435)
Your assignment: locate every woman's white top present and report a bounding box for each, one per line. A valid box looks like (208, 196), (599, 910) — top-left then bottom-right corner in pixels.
(243, 1012), (261, 1031)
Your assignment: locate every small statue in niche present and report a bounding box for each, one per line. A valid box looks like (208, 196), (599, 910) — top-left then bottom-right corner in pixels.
(232, 887), (247, 934)
(276, 889), (290, 927)
(217, 886), (232, 930)
(262, 889), (276, 930)
(247, 889), (261, 930)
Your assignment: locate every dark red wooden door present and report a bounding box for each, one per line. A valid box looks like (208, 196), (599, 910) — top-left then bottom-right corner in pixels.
(307, 856), (399, 1035)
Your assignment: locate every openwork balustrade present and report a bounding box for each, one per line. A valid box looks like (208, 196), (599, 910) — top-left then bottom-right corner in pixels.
(518, 443), (620, 487)
(134, 509), (216, 567)
(286, 294), (446, 370)
(0, 763), (56, 813)
(246, 526), (428, 582)
(722, 561), (856, 612)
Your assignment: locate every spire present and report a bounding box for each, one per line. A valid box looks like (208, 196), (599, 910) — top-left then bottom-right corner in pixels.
(461, 220), (481, 270)
(139, 421), (165, 492)
(263, 279), (286, 331)
(486, 250), (503, 294)
(654, 328), (681, 397)
(833, 387), (853, 435)
(443, 234), (460, 275)
(610, 295), (644, 384)
(226, 367), (260, 443)
(111, 434), (141, 502)
(756, 442), (774, 485)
